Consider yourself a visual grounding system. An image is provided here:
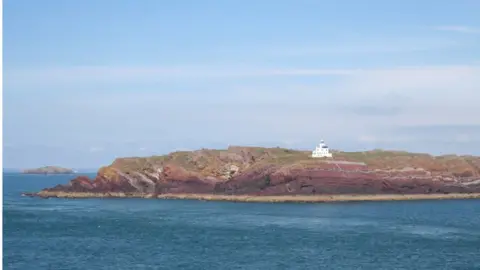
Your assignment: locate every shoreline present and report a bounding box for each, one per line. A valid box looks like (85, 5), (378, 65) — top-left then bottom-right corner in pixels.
(22, 191), (480, 203)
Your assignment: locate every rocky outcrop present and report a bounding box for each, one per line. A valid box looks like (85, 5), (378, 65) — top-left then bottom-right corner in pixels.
(22, 166), (74, 175)
(25, 147), (480, 198)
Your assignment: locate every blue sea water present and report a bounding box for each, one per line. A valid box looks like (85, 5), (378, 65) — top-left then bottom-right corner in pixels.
(3, 173), (480, 270)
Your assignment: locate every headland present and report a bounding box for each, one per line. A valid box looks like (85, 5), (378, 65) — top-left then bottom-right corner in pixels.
(22, 166), (75, 175)
(23, 144), (480, 203)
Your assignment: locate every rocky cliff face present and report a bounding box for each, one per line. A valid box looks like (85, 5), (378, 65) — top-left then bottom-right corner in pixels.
(37, 147), (480, 196)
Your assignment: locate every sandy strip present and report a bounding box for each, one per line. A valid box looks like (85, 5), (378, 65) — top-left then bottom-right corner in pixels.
(23, 191), (480, 203)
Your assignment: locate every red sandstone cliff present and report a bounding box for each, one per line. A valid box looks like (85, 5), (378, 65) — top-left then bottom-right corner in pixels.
(30, 146), (480, 197)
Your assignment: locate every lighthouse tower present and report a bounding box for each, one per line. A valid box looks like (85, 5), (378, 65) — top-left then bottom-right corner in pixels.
(312, 140), (333, 158)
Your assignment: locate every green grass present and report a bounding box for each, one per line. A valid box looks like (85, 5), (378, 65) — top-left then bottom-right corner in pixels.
(106, 146), (480, 175)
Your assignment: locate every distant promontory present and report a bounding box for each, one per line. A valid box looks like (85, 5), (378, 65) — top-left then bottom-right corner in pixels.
(22, 166), (74, 175)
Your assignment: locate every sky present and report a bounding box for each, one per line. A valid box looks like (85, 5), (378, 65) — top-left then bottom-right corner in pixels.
(3, 0), (480, 169)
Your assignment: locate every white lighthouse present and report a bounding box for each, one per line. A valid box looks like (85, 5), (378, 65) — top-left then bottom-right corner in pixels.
(312, 140), (333, 158)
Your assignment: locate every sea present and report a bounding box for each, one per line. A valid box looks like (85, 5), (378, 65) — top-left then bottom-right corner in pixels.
(3, 173), (480, 270)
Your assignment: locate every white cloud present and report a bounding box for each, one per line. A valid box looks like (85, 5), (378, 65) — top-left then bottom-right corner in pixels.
(73, 64), (479, 143)
(5, 63), (480, 156)
(357, 135), (415, 144)
(6, 64), (480, 93)
(454, 134), (473, 143)
(434, 26), (480, 34)
(338, 65), (480, 106)
(4, 66), (353, 87)
(89, 147), (104, 153)
(269, 37), (460, 56)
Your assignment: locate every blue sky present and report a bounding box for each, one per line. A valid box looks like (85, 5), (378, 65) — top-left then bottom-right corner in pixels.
(3, 0), (480, 169)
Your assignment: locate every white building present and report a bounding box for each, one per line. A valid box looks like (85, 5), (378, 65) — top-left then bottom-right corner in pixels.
(312, 140), (333, 158)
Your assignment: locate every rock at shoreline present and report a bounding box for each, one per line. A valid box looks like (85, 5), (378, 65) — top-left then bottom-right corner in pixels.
(22, 166), (74, 175)
(27, 146), (480, 198)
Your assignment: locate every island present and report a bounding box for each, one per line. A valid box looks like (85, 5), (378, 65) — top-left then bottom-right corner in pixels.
(22, 142), (480, 203)
(22, 166), (75, 175)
